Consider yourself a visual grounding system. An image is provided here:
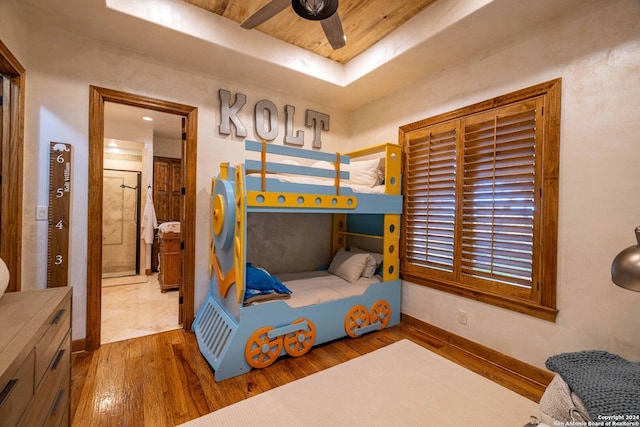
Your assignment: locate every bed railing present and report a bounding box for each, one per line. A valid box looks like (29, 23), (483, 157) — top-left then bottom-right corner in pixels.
(244, 139), (349, 195)
(245, 139), (402, 195)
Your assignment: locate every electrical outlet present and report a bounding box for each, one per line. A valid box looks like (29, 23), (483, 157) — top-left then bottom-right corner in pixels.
(457, 310), (468, 325)
(36, 206), (48, 221)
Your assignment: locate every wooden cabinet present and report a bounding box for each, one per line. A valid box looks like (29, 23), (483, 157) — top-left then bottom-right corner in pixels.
(158, 232), (181, 292)
(152, 156), (182, 273)
(0, 287), (72, 427)
(153, 156), (182, 224)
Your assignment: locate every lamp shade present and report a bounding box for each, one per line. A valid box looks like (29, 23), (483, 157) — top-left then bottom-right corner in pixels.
(611, 226), (640, 292)
(0, 258), (9, 299)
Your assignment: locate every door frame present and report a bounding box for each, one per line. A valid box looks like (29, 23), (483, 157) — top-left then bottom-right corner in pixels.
(0, 40), (24, 292)
(87, 86), (197, 351)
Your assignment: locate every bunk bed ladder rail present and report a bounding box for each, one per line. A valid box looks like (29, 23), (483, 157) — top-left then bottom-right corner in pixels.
(193, 296), (237, 372)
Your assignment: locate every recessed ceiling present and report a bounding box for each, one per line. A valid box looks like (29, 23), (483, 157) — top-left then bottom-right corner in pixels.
(182, 0), (438, 64)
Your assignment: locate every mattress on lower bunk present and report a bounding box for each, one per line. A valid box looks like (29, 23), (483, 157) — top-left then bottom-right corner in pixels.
(252, 270), (381, 309)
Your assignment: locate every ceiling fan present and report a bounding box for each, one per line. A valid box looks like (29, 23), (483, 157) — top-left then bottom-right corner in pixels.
(241, 0), (346, 50)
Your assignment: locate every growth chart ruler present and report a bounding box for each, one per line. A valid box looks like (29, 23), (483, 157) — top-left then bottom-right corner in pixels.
(47, 142), (72, 288)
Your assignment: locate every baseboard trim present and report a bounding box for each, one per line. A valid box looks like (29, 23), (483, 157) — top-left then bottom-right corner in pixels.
(72, 338), (86, 353)
(400, 314), (553, 402)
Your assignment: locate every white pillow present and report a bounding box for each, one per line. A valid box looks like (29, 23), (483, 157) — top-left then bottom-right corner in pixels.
(280, 159), (300, 166)
(350, 246), (384, 278)
(344, 159), (382, 187)
(328, 248), (370, 283)
(310, 160), (336, 181)
(0, 258), (9, 299)
(311, 160), (333, 170)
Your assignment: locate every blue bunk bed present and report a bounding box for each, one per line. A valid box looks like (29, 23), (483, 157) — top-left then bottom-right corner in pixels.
(193, 140), (403, 381)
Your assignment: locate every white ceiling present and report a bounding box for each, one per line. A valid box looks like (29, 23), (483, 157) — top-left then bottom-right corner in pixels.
(16, 0), (592, 112)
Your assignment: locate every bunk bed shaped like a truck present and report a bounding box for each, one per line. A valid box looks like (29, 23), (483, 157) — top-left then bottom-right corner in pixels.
(193, 140), (402, 381)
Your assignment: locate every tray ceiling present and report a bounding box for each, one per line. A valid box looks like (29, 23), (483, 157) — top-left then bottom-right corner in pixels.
(182, 0), (438, 64)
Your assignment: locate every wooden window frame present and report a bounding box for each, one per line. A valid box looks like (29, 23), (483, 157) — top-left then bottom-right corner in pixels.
(399, 79), (561, 321)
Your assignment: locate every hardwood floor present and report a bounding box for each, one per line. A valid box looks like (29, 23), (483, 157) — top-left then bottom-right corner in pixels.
(71, 322), (547, 426)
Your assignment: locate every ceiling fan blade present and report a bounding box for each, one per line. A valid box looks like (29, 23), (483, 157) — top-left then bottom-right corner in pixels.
(320, 12), (346, 50)
(241, 0), (290, 29)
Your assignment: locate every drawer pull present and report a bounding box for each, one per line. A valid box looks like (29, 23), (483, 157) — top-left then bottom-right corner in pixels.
(50, 389), (65, 416)
(52, 348), (67, 370)
(52, 308), (67, 325)
(0, 379), (18, 407)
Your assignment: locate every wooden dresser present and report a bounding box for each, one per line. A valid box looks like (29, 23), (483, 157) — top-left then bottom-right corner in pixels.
(0, 287), (72, 427)
(158, 231), (181, 292)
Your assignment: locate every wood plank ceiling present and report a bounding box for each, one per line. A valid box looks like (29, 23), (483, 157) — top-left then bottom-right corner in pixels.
(182, 0), (438, 64)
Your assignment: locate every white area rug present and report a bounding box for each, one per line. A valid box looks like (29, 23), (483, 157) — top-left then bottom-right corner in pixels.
(180, 339), (539, 427)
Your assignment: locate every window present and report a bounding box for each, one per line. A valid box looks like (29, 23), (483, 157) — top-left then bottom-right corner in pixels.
(400, 79), (560, 321)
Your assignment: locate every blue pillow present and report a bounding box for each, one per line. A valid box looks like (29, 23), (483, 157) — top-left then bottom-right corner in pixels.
(245, 263), (292, 294)
(375, 262), (384, 277)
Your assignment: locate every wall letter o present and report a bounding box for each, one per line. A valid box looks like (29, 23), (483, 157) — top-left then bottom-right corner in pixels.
(255, 100), (279, 141)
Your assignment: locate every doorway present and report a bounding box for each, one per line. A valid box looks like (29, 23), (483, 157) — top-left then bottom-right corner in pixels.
(87, 86), (197, 351)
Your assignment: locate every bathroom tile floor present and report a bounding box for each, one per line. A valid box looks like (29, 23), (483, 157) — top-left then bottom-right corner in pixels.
(101, 273), (181, 344)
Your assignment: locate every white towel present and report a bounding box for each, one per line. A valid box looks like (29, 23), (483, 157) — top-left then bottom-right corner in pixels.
(141, 186), (158, 244)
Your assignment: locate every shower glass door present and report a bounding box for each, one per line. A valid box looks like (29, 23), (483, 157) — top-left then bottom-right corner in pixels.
(102, 169), (141, 278)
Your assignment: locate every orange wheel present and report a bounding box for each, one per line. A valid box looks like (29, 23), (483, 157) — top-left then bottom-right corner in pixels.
(245, 327), (283, 369)
(283, 319), (316, 357)
(370, 300), (391, 330)
(344, 304), (369, 338)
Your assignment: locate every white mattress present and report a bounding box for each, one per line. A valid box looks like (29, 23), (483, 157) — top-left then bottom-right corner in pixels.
(274, 270), (381, 308)
(248, 173), (385, 194)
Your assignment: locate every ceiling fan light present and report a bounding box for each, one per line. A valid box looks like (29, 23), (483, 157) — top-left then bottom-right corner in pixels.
(299, 0), (326, 16)
(292, 0), (338, 21)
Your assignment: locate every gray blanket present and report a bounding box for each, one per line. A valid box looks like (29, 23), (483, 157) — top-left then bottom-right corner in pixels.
(546, 350), (640, 419)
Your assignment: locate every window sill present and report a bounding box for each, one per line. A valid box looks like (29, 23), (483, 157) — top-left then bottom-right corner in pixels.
(401, 272), (558, 322)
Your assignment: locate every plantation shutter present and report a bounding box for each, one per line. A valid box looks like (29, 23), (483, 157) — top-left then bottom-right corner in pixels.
(403, 122), (458, 276)
(460, 100), (541, 290)
(402, 98), (545, 295)
(400, 80), (560, 320)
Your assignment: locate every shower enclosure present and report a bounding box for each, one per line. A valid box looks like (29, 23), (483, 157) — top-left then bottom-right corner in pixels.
(102, 169), (142, 278)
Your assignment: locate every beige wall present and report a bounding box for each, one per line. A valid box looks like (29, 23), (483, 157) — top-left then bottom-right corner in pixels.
(154, 136), (182, 159)
(349, 0), (640, 367)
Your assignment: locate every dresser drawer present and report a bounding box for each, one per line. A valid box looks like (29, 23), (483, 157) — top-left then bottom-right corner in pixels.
(20, 332), (70, 427)
(35, 299), (71, 387)
(43, 372), (69, 427)
(0, 349), (35, 427)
